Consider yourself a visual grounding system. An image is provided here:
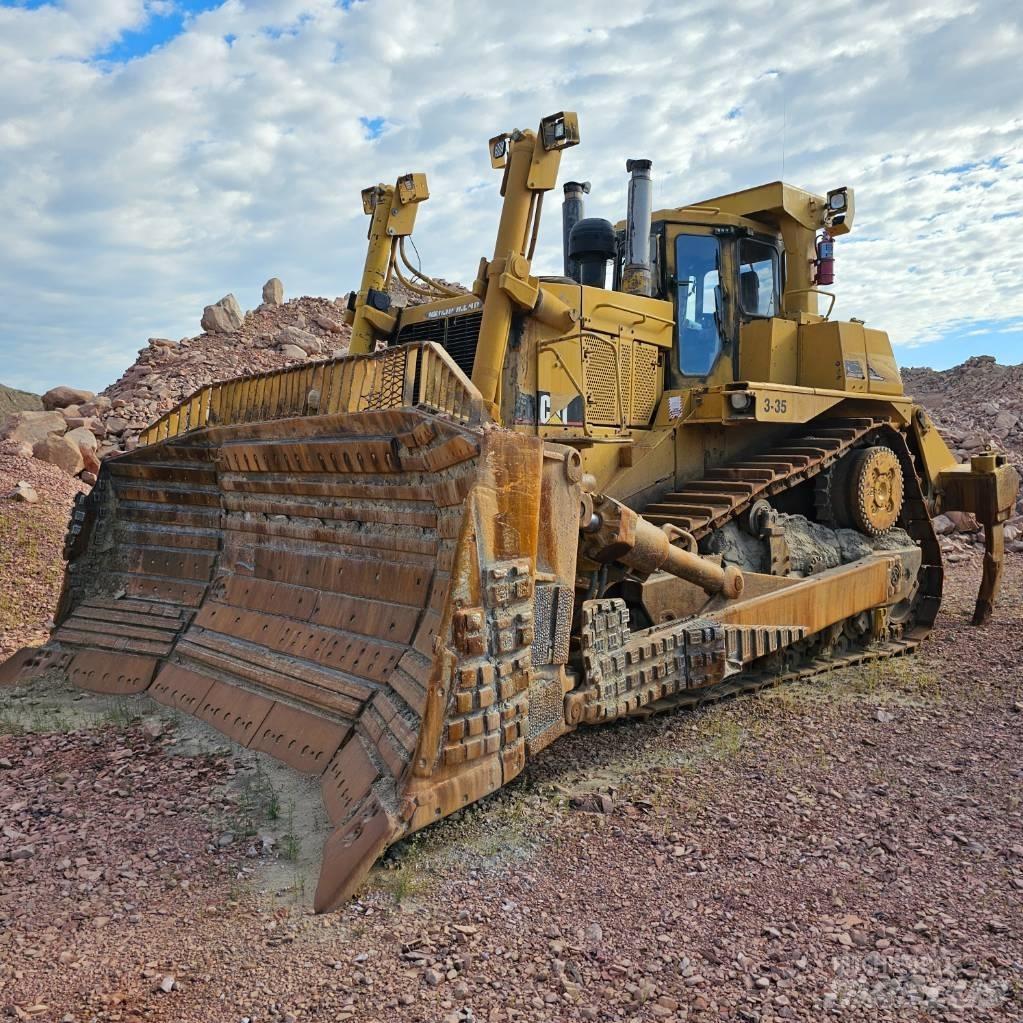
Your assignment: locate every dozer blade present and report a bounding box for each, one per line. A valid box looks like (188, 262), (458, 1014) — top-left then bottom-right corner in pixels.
(1, 345), (581, 911)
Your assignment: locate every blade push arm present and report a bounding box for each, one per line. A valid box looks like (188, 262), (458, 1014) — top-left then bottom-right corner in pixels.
(470, 112), (581, 414)
(346, 173), (429, 355)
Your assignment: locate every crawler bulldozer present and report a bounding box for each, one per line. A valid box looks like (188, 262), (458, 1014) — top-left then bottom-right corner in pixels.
(3, 112), (1018, 911)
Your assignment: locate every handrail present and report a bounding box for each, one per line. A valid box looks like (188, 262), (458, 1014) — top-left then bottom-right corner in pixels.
(786, 287), (837, 320)
(138, 341), (485, 446)
(588, 300), (675, 328)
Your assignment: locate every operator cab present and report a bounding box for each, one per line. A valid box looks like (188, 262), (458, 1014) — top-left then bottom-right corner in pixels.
(613, 216), (785, 387)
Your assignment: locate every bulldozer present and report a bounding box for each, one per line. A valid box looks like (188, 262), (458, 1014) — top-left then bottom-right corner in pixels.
(2, 112), (1017, 911)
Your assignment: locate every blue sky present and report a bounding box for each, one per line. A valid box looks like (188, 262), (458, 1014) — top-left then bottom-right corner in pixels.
(96, 1), (223, 61)
(0, 0), (1020, 394)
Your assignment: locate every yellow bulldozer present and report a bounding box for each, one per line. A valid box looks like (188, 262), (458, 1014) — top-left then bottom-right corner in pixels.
(2, 112), (1017, 911)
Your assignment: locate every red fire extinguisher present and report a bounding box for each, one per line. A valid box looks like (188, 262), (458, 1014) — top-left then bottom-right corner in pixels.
(815, 231), (835, 286)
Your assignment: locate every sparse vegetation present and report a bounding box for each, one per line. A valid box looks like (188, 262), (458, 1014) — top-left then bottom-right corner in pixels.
(233, 760), (282, 838)
(103, 697), (142, 728)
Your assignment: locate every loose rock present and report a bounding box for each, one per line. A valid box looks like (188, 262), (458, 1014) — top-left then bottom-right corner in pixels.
(41, 385), (95, 410)
(262, 278), (284, 306)
(201, 293), (244, 333)
(32, 433), (84, 475)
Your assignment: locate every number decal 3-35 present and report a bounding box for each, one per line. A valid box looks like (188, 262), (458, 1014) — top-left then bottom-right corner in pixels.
(762, 397), (788, 414)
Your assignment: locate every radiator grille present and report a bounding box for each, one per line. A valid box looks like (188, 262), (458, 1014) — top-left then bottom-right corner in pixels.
(394, 312), (482, 379)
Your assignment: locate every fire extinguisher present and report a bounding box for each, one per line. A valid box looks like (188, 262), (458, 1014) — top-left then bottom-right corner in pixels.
(814, 231), (835, 286)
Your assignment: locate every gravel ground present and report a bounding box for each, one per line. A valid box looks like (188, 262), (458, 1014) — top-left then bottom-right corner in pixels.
(0, 452), (86, 660)
(1, 555), (1021, 1023)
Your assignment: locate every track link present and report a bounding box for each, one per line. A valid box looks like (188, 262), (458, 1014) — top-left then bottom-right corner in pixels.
(590, 417), (943, 716)
(642, 418), (884, 538)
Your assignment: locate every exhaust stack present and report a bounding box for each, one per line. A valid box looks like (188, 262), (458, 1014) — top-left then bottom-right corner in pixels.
(562, 180), (591, 280)
(622, 158), (653, 296)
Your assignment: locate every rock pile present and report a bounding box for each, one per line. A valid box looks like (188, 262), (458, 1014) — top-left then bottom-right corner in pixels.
(903, 356), (1023, 554)
(903, 356), (1023, 472)
(94, 284), (355, 455)
(30, 275), (464, 465)
(1, 279), (358, 475)
(0, 405), (101, 483)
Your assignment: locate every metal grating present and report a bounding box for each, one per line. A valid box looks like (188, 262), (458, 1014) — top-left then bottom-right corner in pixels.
(443, 313), (483, 379)
(360, 347), (408, 411)
(394, 312), (482, 380)
(552, 587), (573, 665)
(582, 334), (620, 426)
(531, 584), (554, 667)
(620, 338), (634, 425)
(631, 342), (660, 426)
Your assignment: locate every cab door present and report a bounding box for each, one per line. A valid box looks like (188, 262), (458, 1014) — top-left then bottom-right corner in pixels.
(665, 226), (737, 389)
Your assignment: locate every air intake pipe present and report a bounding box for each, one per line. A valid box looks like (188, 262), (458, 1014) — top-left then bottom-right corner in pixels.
(562, 180), (591, 280)
(622, 158), (653, 297)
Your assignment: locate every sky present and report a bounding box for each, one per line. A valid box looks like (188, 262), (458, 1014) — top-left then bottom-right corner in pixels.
(0, 0), (1021, 395)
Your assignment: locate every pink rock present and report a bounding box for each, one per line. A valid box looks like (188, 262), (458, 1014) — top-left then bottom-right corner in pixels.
(41, 385), (95, 410)
(2, 410), (67, 446)
(33, 433), (85, 475)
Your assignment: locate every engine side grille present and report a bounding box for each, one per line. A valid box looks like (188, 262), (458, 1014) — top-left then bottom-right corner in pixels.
(393, 312), (483, 379)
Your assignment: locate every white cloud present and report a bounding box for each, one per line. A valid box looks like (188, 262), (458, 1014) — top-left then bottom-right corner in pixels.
(0, 0), (1021, 392)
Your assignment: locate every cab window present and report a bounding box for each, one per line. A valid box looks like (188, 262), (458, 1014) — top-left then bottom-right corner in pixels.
(675, 234), (724, 376)
(738, 237), (780, 317)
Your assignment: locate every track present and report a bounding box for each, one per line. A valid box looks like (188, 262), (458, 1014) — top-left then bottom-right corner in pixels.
(597, 416), (944, 719)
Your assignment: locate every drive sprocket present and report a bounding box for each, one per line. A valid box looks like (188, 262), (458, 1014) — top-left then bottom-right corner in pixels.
(817, 444), (904, 537)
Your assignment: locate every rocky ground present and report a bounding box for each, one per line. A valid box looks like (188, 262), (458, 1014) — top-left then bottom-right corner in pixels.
(0, 451), (86, 661)
(1, 554), (1020, 1023)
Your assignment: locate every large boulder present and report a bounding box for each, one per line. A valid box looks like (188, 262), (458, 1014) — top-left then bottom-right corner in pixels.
(1, 410), (67, 447)
(262, 278), (284, 306)
(946, 510), (981, 533)
(78, 397), (112, 416)
(33, 433), (85, 475)
(65, 426), (99, 454)
(201, 294), (244, 333)
(81, 446), (101, 477)
(279, 344), (308, 360)
(104, 416), (130, 436)
(275, 326), (321, 355)
(64, 416), (105, 437)
(41, 385), (95, 410)
(992, 410), (1019, 437)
